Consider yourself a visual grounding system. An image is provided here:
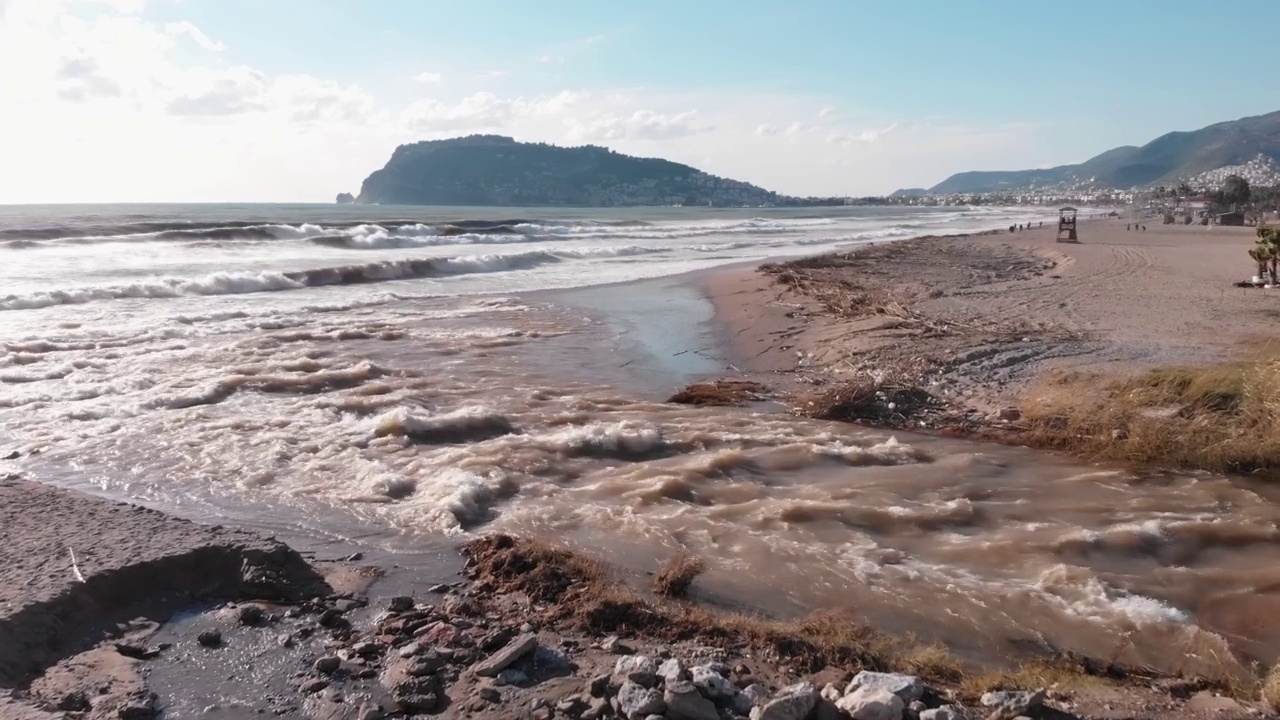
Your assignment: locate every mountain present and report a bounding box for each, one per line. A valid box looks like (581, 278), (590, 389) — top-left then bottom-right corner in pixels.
(930, 110), (1280, 193)
(356, 135), (796, 207)
(890, 188), (929, 198)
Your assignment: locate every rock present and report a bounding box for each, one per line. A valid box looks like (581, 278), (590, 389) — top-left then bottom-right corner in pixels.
(919, 707), (962, 720)
(754, 681), (816, 720)
(301, 678), (330, 694)
(534, 644), (572, 671)
(742, 683), (770, 705)
(237, 604), (265, 626)
(196, 629), (222, 648)
(691, 664), (735, 699)
(314, 656), (341, 674)
(998, 407), (1021, 422)
(2, 450), (19, 460)
(343, 552), (364, 562)
(335, 597), (363, 613)
(114, 643), (160, 660)
(582, 697), (612, 720)
(473, 633), (537, 677)
(615, 655), (658, 687)
(521, 622), (536, 633)
(908, 701), (927, 714)
(835, 687), (904, 720)
(388, 596), (414, 612)
(479, 628), (516, 652)
(1187, 691), (1248, 717)
(57, 691), (91, 712)
(116, 694), (158, 720)
(665, 679), (720, 720)
(659, 657), (688, 685)
(393, 675), (445, 714)
(406, 651), (448, 676)
(732, 690), (756, 715)
(356, 702), (385, 720)
(416, 621), (458, 645)
(318, 608), (346, 627)
(590, 673), (613, 698)
(845, 671), (924, 703)
(820, 684), (842, 703)
(397, 642), (423, 658)
(351, 641), (381, 658)
(478, 687), (501, 703)
(601, 635), (633, 655)
(980, 690), (1044, 718)
(617, 680), (666, 720)
(496, 669), (529, 687)
(558, 695), (590, 717)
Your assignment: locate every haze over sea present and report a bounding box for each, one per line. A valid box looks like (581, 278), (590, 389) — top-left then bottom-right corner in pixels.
(5, 202), (1280, 677)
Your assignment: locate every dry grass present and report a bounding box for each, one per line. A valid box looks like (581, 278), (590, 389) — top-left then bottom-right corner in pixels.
(668, 380), (767, 407)
(651, 553), (705, 598)
(1263, 662), (1280, 711)
(1019, 350), (1280, 475)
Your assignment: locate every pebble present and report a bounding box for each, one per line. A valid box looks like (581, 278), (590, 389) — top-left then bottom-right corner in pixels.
(601, 635), (633, 655)
(314, 656), (341, 674)
(742, 683), (771, 705)
(196, 630), (222, 648)
(356, 702), (385, 720)
(351, 641), (380, 657)
(919, 706), (961, 720)
(590, 673), (613, 698)
(397, 642), (423, 658)
(534, 644), (572, 671)
(300, 678), (330, 694)
(388, 596), (414, 613)
(429, 583), (451, 593)
(478, 687), (501, 703)
(658, 657), (687, 685)
(495, 669), (529, 687)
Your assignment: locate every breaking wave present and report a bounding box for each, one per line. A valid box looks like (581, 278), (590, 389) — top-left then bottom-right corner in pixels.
(0, 247), (666, 311)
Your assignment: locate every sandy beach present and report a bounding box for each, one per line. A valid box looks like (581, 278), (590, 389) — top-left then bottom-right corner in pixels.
(703, 219), (1272, 424)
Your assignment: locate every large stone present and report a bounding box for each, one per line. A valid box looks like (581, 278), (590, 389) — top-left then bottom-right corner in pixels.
(844, 671), (924, 703)
(980, 690), (1044, 719)
(835, 687), (904, 720)
(614, 655), (658, 688)
(665, 679), (720, 720)
(617, 680), (666, 720)
(691, 664), (735, 699)
(741, 684), (770, 705)
(473, 633), (537, 677)
(534, 645), (572, 671)
(658, 657), (687, 685)
(731, 690), (756, 715)
(753, 681), (816, 720)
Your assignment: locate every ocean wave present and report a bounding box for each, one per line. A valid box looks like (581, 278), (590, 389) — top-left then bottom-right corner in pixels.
(0, 246), (670, 311)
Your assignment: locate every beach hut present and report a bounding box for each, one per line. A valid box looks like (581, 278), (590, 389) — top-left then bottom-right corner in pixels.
(1057, 207), (1078, 242)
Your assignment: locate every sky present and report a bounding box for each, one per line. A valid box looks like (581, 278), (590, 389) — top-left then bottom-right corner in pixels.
(3, 0), (1280, 204)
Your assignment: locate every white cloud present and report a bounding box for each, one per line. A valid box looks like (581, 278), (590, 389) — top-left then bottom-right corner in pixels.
(570, 110), (706, 141)
(827, 122), (899, 145)
(755, 123), (779, 137)
(164, 20), (223, 51)
(401, 90), (581, 133)
(817, 106), (834, 119)
(165, 66), (266, 116)
(412, 71), (442, 85)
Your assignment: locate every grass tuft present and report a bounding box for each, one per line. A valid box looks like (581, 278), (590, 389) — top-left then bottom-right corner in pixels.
(651, 553), (705, 598)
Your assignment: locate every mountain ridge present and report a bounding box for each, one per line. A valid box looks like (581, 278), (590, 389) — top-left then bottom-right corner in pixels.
(927, 110), (1280, 194)
(354, 135), (832, 207)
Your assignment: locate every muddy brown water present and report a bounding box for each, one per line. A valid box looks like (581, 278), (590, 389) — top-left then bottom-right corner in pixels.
(3, 280), (1278, 681)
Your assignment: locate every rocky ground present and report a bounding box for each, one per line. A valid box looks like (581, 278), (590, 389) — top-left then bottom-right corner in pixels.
(1, 478), (1273, 720)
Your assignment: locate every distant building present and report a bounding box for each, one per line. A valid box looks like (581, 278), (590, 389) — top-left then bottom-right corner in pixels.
(1215, 211), (1245, 226)
(1177, 196), (1214, 213)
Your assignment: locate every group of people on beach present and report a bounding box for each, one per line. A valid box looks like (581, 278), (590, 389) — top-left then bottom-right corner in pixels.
(1007, 221), (1044, 233)
(1127, 223), (1147, 231)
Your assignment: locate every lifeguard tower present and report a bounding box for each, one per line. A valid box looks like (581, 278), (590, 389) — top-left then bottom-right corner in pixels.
(1057, 206), (1078, 242)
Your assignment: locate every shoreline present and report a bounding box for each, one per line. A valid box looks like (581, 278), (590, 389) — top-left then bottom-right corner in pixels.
(693, 220), (1280, 472)
(1, 477), (1268, 720)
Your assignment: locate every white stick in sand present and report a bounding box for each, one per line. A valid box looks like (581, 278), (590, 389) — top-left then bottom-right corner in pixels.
(69, 547), (85, 583)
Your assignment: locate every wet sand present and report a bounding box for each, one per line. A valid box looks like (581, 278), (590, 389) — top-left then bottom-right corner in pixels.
(702, 220), (1271, 416)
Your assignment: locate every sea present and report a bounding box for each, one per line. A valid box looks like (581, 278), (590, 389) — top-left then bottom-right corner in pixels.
(1, 203), (1275, 676)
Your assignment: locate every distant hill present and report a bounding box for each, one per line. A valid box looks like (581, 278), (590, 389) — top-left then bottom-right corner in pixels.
(355, 135), (801, 207)
(930, 110), (1280, 193)
(890, 188), (929, 198)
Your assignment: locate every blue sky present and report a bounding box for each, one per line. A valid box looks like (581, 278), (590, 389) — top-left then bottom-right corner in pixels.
(2, 0), (1278, 202)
